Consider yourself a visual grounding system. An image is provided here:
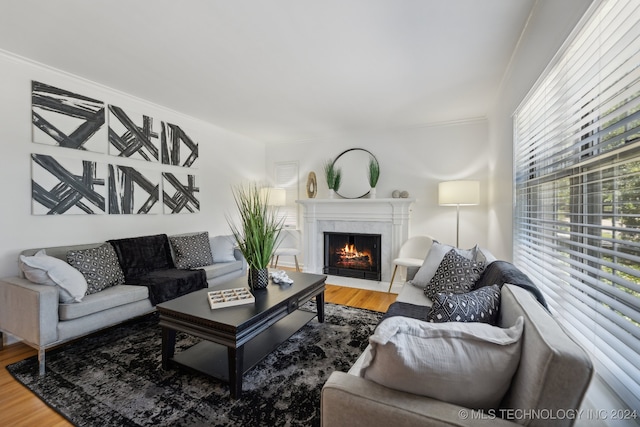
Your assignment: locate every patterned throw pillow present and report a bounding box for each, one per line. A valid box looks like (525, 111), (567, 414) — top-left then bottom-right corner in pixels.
(169, 232), (214, 269)
(424, 249), (486, 298)
(428, 284), (501, 325)
(67, 244), (125, 295)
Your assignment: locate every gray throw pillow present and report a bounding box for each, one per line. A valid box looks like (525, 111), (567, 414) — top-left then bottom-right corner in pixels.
(67, 243), (125, 294)
(424, 249), (486, 298)
(211, 235), (237, 263)
(169, 232), (214, 269)
(428, 284), (501, 325)
(409, 242), (481, 288)
(360, 315), (524, 411)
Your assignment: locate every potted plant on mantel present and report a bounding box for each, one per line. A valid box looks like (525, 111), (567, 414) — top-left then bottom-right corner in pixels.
(323, 159), (342, 198)
(367, 155), (380, 199)
(228, 183), (284, 290)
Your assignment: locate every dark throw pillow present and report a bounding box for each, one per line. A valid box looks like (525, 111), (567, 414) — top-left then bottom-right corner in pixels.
(428, 284), (501, 325)
(169, 232), (214, 269)
(67, 243), (125, 294)
(424, 249), (486, 298)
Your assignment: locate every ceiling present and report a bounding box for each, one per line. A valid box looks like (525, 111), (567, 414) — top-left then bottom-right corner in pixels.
(0, 0), (536, 143)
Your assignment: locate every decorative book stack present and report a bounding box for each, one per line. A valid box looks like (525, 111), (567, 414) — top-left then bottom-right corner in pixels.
(207, 287), (255, 309)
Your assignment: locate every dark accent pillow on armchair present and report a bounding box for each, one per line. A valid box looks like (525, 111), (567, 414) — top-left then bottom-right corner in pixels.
(108, 234), (175, 281)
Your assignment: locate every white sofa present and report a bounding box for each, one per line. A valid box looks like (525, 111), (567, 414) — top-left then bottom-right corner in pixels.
(0, 232), (246, 375)
(321, 260), (594, 427)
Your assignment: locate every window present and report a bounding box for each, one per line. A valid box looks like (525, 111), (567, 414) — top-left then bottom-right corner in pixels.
(273, 161), (300, 229)
(513, 0), (640, 410)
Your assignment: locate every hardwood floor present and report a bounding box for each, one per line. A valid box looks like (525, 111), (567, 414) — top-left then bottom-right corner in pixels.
(0, 283), (395, 427)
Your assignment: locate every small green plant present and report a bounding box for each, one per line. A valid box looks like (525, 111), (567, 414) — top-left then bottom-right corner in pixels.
(227, 183), (284, 270)
(367, 156), (380, 187)
(323, 160), (342, 191)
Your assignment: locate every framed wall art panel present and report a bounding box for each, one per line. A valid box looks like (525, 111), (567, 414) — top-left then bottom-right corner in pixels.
(108, 165), (160, 215)
(161, 122), (199, 168)
(162, 172), (199, 214)
(108, 105), (160, 162)
(31, 154), (106, 215)
(31, 81), (106, 153)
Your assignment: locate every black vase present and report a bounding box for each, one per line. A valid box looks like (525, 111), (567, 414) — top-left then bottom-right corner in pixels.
(248, 267), (269, 290)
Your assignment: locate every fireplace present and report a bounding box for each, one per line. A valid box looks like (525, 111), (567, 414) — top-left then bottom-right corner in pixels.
(323, 232), (381, 281)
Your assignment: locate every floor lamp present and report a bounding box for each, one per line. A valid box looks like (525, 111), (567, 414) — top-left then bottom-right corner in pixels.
(438, 180), (479, 247)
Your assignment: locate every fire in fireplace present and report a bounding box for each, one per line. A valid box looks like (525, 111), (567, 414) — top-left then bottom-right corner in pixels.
(324, 232), (381, 281)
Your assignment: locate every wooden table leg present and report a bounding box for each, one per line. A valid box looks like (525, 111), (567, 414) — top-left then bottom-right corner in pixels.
(161, 327), (176, 370)
(316, 290), (325, 323)
(228, 345), (244, 399)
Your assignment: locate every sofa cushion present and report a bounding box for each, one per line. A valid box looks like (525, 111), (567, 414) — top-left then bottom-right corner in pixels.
(360, 315), (523, 411)
(211, 235), (237, 263)
(428, 284), (500, 325)
(19, 249), (87, 303)
(67, 243), (125, 295)
(169, 232), (214, 269)
(424, 249), (486, 298)
(108, 234), (174, 280)
(201, 260), (244, 280)
(58, 284), (149, 321)
(410, 242), (493, 289)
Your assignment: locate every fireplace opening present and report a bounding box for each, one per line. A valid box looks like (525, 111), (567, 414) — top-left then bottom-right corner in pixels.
(324, 232), (381, 281)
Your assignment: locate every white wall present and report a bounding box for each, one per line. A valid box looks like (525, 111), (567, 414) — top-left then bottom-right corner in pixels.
(486, 0), (594, 260)
(266, 119), (491, 260)
(0, 51), (266, 278)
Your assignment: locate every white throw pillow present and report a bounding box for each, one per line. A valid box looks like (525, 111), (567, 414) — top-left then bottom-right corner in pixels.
(211, 235), (237, 263)
(360, 315), (524, 410)
(19, 249), (87, 303)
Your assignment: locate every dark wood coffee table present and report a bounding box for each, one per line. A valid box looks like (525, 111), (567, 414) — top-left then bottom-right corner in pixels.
(157, 271), (326, 398)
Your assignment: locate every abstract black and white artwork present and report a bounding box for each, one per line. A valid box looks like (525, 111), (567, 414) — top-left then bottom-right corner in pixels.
(32, 81), (106, 153)
(161, 122), (199, 168)
(31, 154), (106, 215)
(108, 165), (160, 215)
(162, 172), (199, 214)
(108, 105), (160, 161)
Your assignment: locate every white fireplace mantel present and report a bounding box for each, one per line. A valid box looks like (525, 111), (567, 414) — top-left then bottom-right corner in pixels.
(296, 198), (415, 281)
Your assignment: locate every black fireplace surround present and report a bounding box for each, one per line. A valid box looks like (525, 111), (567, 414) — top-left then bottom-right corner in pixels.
(323, 232), (381, 281)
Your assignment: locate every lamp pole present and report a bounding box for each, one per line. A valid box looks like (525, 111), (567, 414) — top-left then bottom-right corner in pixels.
(456, 203), (460, 248)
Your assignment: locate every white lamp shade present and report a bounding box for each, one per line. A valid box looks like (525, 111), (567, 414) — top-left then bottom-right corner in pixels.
(438, 180), (480, 206)
(270, 188), (286, 206)
(260, 187), (286, 206)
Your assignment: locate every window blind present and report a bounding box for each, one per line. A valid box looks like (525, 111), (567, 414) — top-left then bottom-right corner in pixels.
(513, 0), (640, 411)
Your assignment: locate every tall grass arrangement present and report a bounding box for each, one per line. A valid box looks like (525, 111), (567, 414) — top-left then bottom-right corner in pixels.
(227, 183), (284, 270)
(367, 156), (380, 187)
(323, 160), (342, 191)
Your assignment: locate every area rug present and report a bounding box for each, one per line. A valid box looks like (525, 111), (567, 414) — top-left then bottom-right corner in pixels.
(7, 302), (382, 427)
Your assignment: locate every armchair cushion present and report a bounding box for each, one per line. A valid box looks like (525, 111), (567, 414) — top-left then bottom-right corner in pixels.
(360, 315), (524, 411)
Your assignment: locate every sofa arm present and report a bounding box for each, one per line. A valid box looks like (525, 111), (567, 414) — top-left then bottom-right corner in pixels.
(322, 372), (517, 427)
(0, 277), (58, 347)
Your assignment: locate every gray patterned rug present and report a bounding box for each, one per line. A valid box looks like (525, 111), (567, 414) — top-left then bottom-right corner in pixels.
(7, 302), (382, 427)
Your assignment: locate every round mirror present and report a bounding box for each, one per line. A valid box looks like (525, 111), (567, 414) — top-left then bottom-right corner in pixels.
(333, 148), (379, 199)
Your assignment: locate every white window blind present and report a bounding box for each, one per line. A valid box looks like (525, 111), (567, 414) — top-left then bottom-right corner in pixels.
(513, 0), (640, 411)
(274, 161), (299, 229)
